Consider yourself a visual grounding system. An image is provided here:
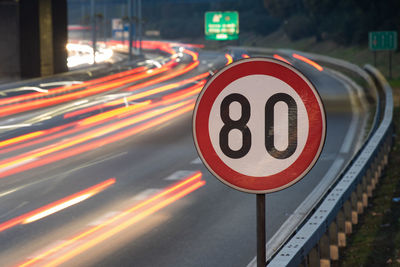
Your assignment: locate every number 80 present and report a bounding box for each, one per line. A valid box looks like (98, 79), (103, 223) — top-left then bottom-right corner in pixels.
(219, 93), (298, 159)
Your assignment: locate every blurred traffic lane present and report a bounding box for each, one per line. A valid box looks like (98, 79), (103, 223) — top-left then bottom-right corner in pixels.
(17, 172), (204, 267)
(0, 48), (368, 266)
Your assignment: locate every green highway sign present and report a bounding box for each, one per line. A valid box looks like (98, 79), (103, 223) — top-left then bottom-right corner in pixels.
(369, 31), (397, 51)
(205, 11), (239, 41)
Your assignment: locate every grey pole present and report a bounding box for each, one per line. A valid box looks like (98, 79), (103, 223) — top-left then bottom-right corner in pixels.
(91, 0), (96, 64)
(128, 0), (133, 60)
(389, 51), (392, 79)
(133, 0), (137, 52)
(103, 0), (107, 43)
(121, 5), (125, 44)
(81, 0), (85, 40)
(138, 0), (142, 54)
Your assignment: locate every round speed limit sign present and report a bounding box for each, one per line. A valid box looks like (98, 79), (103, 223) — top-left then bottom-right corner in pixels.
(193, 57), (326, 193)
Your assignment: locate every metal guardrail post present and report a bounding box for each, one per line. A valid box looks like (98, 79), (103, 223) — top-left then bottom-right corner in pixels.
(343, 200), (352, 234)
(356, 183), (364, 214)
(366, 169), (373, 197)
(328, 221), (339, 261)
(308, 246), (319, 267)
(319, 234), (330, 267)
(361, 174), (368, 208)
(336, 210), (346, 247)
(350, 192), (358, 224)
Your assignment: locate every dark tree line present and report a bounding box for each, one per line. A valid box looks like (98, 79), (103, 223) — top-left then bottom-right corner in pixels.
(264, 0), (400, 44)
(142, 0), (280, 40)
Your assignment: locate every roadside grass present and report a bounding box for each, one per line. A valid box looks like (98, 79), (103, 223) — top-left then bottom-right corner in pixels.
(339, 100), (400, 266)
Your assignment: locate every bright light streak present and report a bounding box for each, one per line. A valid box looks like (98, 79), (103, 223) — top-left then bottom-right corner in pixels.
(241, 54), (250, 58)
(273, 54), (292, 65)
(0, 101), (196, 178)
(23, 194), (92, 224)
(0, 131), (44, 149)
(0, 65), (148, 107)
(39, 81), (83, 87)
(292, 53), (324, 71)
(78, 100), (151, 126)
(121, 72), (208, 103)
(145, 59), (162, 68)
(64, 71), (208, 119)
(124, 60), (199, 92)
(0, 123), (76, 155)
(0, 124), (32, 129)
(183, 49), (199, 61)
(0, 63), (169, 118)
(0, 41), (194, 118)
(1, 72), (206, 156)
(0, 87), (48, 97)
(0, 178), (115, 233)
(18, 173), (204, 267)
(225, 54), (233, 65)
(67, 43), (114, 68)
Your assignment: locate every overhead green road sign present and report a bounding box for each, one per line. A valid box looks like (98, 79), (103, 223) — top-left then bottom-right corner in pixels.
(369, 31), (397, 51)
(205, 11), (239, 41)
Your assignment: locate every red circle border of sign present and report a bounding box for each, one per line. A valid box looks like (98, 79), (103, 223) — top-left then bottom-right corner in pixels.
(193, 58), (326, 194)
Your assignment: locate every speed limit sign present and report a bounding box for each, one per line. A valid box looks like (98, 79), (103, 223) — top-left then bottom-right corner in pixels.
(193, 57), (326, 194)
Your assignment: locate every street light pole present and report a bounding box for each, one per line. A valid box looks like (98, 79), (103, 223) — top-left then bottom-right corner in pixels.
(91, 0), (96, 64)
(138, 0), (142, 54)
(128, 0), (133, 60)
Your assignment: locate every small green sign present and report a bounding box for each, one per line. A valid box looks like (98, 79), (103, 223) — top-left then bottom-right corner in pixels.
(369, 31), (398, 51)
(205, 11), (239, 41)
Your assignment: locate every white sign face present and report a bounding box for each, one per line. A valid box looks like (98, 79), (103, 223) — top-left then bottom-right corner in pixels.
(193, 57), (326, 194)
(208, 75), (309, 177)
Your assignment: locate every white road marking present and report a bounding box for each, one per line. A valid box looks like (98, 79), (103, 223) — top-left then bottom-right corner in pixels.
(190, 157), (202, 164)
(87, 211), (121, 226)
(0, 188), (19, 198)
(132, 189), (162, 201)
(164, 170), (197, 181)
(340, 112), (359, 154)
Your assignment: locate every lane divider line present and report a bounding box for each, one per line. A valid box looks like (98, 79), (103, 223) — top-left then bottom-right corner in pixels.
(132, 189), (163, 201)
(190, 157), (202, 165)
(164, 170), (198, 180)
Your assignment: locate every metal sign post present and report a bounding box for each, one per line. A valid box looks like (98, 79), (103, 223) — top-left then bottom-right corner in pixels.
(369, 31), (398, 79)
(257, 194), (266, 267)
(193, 58), (326, 266)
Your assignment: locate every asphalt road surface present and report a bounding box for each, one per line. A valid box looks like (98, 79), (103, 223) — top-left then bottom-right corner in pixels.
(0, 46), (370, 267)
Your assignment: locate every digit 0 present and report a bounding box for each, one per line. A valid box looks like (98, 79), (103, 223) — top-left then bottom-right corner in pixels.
(265, 93), (297, 159)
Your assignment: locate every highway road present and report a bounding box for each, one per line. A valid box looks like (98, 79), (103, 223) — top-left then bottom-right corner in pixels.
(0, 42), (371, 266)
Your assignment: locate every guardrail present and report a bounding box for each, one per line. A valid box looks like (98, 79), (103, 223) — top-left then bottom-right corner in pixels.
(239, 48), (382, 267)
(267, 64), (393, 266)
